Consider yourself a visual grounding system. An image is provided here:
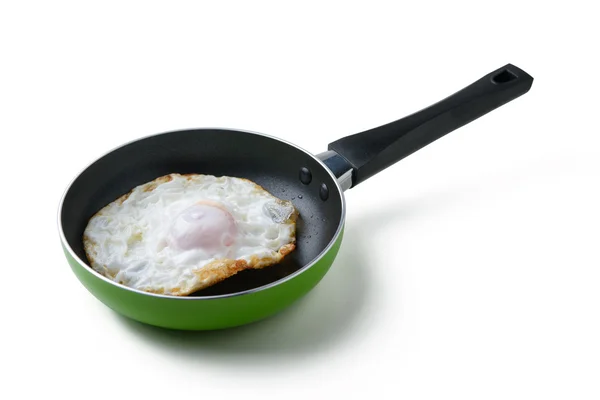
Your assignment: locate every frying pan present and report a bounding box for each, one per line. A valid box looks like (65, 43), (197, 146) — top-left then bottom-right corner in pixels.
(58, 63), (533, 330)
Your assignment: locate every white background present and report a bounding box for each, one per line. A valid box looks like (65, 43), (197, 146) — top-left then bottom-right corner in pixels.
(2, 1), (599, 399)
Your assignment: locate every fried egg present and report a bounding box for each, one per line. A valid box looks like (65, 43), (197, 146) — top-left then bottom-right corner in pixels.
(83, 173), (298, 296)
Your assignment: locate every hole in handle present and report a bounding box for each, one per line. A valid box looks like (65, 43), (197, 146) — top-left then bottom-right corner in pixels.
(492, 69), (518, 84)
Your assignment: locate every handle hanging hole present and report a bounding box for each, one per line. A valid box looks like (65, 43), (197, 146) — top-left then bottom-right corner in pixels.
(492, 69), (518, 84)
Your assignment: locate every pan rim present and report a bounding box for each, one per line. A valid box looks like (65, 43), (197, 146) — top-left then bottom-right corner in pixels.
(57, 127), (346, 301)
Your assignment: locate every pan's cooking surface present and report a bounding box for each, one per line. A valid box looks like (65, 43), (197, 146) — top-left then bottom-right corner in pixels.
(61, 129), (344, 296)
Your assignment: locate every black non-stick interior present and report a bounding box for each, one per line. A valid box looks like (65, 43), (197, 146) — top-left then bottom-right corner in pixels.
(61, 129), (344, 296)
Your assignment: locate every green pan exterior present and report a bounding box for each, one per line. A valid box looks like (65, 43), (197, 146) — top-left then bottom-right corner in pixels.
(63, 227), (344, 330)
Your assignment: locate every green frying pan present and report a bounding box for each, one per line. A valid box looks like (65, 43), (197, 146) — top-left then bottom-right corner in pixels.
(58, 64), (533, 330)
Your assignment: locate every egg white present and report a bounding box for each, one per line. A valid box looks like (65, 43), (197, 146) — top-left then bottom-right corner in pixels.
(83, 173), (298, 295)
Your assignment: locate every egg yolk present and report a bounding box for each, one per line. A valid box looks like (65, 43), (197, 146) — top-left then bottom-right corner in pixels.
(168, 201), (237, 253)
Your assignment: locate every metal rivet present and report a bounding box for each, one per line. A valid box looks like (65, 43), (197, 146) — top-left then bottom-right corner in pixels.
(299, 167), (312, 185)
(319, 183), (329, 201)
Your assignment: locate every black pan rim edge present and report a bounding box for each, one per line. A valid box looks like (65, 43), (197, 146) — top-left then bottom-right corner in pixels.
(56, 127), (347, 301)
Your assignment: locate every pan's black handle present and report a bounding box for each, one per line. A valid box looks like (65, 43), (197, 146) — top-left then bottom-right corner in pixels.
(327, 63), (534, 188)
